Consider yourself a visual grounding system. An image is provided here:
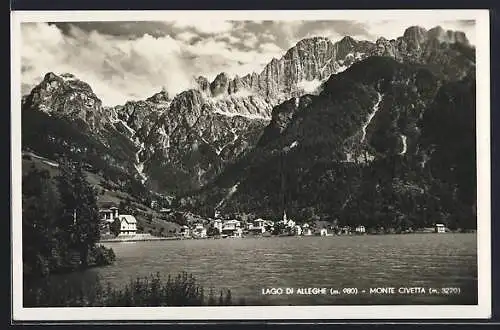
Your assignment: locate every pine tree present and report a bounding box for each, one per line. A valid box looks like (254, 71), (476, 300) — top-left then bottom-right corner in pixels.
(56, 159), (100, 267)
(22, 166), (61, 277)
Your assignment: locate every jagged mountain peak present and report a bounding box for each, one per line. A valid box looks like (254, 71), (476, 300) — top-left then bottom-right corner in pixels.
(428, 25), (445, 35)
(427, 25), (470, 45)
(146, 89), (171, 103)
(338, 35), (358, 46)
(403, 25), (428, 37)
(38, 71), (95, 94)
(23, 71), (104, 134)
(298, 36), (331, 43)
(402, 25), (470, 46)
(288, 36), (333, 51)
(210, 72), (231, 97)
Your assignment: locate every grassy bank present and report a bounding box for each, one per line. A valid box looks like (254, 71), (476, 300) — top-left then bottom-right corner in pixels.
(24, 271), (239, 307)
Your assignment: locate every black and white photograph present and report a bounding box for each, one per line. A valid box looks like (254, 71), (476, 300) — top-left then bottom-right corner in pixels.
(11, 9), (491, 320)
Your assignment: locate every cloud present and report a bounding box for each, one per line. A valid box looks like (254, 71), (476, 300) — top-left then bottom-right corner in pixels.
(21, 22), (288, 105)
(171, 20), (234, 34)
(51, 21), (175, 39)
(242, 32), (259, 48)
(22, 23), (196, 105)
(215, 32), (241, 45)
(175, 30), (199, 43)
(259, 42), (283, 55)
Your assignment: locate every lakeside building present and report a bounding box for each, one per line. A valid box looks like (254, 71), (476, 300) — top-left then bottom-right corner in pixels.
(249, 218), (267, 234)
(98, 203), (138, 236)
(302, 225), (313, 236)
(180, 225), (191, 238)
(221, 219), (242, 238)
(99, 204), (119, 235)
(339, 226), (352, 235)
(117, 215), (138, 235)
(99, 206), (119, 221)
(192, 223), (207, 238)
(355, 225), (366, 234)
(213, 219), (223, 233)
(435, 223), (446, 233)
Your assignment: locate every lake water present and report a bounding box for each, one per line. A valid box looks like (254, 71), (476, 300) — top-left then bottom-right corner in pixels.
(70, 233), (477, 305)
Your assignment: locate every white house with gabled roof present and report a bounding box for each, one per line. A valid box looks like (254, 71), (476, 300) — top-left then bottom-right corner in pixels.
(118, 215), (137, 235)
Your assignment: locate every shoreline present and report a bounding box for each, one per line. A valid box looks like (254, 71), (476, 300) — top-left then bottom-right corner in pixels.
(99, 230), (476, 243)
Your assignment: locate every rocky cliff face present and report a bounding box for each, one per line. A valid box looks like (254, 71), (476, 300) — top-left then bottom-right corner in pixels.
(24, 72), (106, 133)
(22, 73), (140, 188)
(132, 89), (270, 193)
(21, 25), (475, 200)
(370, 26), (474, 80)
(188, 56), (476, 232)
(192, 25), (473, 104)
(196, 36), (373, 103)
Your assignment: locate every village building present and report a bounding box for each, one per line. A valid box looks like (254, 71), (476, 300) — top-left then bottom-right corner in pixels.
(302, 224), (313, 236)
(98, 204), (120, 235)
(320, 228), (328, 236)
(340, 226), (352, 235)
(435, 223), (446, 233)
(180, 225), (191, 238)
(294, 225), (302, 236)
(212, 219), (223, 233)
(249, 218), (266, 234)
(221, 219), (242, 237)
(355, 225), (366, 234)
(99, 206), (119, 222)
(265, 220), (275, 233)
(117, 215), (137, 235)
(192, 223), (207, 238)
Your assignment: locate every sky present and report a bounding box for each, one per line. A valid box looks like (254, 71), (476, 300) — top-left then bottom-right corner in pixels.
(21, 19), (476, 106)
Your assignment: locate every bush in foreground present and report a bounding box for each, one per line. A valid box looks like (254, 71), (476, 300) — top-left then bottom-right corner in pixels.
(24, 272), (236, 307)
(88, 245), (116, 266)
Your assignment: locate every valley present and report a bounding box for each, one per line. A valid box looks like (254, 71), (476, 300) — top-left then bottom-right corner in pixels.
(21, 25), (477, 237)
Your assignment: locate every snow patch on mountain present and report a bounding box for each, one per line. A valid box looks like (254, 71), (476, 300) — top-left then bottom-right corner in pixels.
(399, 134), (407, 155)
(297, 79), (323, 94)
(216, 182), (240, 209)
(213, 110), (270, 121)
(361, 92), (383, 143)
(134, 142), (148, 184)
(216, 128), (239, 156)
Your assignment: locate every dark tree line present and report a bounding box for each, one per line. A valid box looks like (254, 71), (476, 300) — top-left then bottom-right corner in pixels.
(22, 160), (114, 279)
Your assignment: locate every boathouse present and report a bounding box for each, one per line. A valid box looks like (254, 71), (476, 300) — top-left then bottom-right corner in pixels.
(435, 223), (446, 233)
